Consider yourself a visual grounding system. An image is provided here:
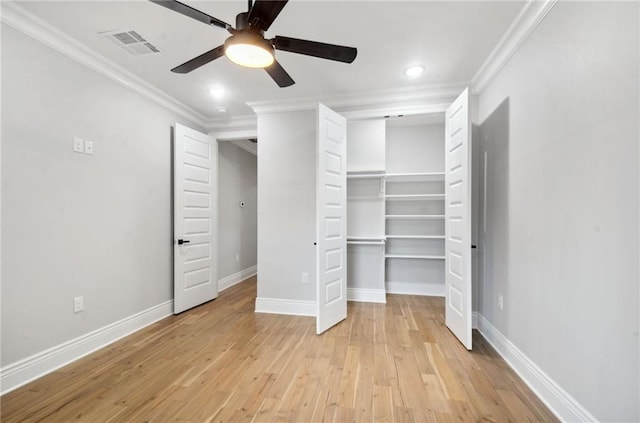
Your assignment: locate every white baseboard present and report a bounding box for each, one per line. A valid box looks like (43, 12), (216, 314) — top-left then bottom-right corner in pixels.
(385, 282), (445, 297)
(255, 297), (316, 316)
(347, 288), (386, 303)
(476, 314), (597, 422)
(0, 300), (173, 396)
(218, 265), (257, 292)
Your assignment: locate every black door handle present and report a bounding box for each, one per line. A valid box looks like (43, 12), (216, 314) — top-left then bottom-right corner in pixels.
(177, 239), (190, 245)
(471, 244), (477, 249)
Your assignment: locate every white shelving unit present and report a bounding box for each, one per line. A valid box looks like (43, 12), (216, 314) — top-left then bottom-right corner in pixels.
(347, 170), (386, 179)
(385, 194), (445, 201)
(345, 117), (447, 300)
(385, 172), (445, 182)
(386, 235), (445, 239)
(385, 122), (446, 297)
(385, 254), (445, 259)
(385, 214), (445, 219)
(346, 120), (387, 303)
(347, 237), (386, 245)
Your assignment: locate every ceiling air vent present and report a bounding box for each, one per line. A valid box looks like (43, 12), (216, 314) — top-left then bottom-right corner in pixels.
(101, 29), (162, 56)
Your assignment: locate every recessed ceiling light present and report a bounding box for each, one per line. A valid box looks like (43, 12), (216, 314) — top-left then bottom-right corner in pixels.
(216, 106), (227, 113)
(405, 65), (425, 77)
(209, 86), (225, 99)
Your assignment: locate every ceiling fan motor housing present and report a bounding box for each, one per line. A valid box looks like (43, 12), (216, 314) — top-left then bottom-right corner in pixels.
(227, 10), (274, 58)
(235, 12), (249, 30)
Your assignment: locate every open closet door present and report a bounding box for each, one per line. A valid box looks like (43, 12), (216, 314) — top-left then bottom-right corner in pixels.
(445, 88), (473, 349)
(316, 103), (348, 334)
(173, 123), (218, 314)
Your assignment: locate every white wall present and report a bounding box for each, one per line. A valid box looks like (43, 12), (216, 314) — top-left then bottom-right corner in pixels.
(256, 110), (316, 303)
(386, 124), (444, 173)
(1, 25), (203, 366)
(476, 2), (639, 421)
(346, 119), (386, 172)
(217, 142), (257, 280)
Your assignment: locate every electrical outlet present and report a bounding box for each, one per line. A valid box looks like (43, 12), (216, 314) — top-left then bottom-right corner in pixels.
(302, 273), (309, 284)
(84, 140), (94, 155)
(73, 136), (84, 153)
(74, 296), (84, 313)
(498, 295), (504, 310)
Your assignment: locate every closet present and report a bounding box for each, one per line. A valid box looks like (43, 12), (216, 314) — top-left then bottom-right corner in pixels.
(254, 87), (472, 347)
(346, 115), (446, 301)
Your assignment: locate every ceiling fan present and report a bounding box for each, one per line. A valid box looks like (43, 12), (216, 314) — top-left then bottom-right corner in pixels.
(150, 0), (358, 87)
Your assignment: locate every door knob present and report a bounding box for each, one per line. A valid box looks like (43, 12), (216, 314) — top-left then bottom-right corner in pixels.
(177, 239), (191, 245)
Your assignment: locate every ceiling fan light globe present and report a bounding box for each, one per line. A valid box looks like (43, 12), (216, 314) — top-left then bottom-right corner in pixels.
(224, 34), (274, 68)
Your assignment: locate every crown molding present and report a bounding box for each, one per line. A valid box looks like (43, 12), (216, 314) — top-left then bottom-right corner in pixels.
(471, 0), (558, 95)
(205, 114), (258, 134)
(1, 1), (209, 128)
(3, 0), (550, 130)
(228, 139), (257, 156)
(247, 82), (468, 119)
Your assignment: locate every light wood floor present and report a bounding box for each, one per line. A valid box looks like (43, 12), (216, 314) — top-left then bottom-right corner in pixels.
(1, 277), (557, 422)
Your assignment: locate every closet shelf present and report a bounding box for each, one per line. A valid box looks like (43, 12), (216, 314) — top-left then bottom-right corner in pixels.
(347, 170), (386, 179)
(347, 236), (385, 246)
(385, 194), (444, 201)
(348, 240), (386, 245)
(347, 195), (384, 201)
(384, 172), (445, 182)
(385, 254), (445, 260)
(385, 235), (445, 239)
(385, 214), (445, 220)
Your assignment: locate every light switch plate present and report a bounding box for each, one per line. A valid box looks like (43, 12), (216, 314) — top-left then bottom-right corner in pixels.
(73, 136), (84, 153)
(74, 296), (84, 313)
(84, 140), (94, 155)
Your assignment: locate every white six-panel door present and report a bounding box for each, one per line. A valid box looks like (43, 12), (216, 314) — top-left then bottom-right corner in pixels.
(316, 103), (348, 334)
(444, 88), (473, 349)
(174, 123), (218, 314)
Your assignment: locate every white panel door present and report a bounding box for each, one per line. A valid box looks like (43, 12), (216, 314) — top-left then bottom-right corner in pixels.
(174, 123), (218, 314)
(445, 88), (473, 349)
(316, 103), (347, 334)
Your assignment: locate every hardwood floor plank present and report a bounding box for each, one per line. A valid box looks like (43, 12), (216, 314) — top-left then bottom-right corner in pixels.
(420, 373), (451, 414)
(393, 405), (417, 422)
(372, 385), (394, 422)
(332, 405), (355, 422)
(1, 276), (558, 423)
(353, 344), (374, 421)
(251, 397), (280, 423)
(498, 389), (541, 422)
(425, 342), (466, 401)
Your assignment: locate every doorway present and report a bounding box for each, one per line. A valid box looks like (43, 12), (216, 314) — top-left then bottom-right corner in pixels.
(216, 137), (258, 292)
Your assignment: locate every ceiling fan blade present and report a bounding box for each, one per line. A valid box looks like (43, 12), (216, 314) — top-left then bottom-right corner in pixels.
(171, 45), (225, 73)
(149, 0), (232, 31)
(248, 0), (288, 31)
(273, 36), (357, 63)
(265, 60), (295, 87)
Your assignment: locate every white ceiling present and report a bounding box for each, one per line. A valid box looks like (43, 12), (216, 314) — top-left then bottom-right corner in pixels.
(14, 0), (525, 120)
